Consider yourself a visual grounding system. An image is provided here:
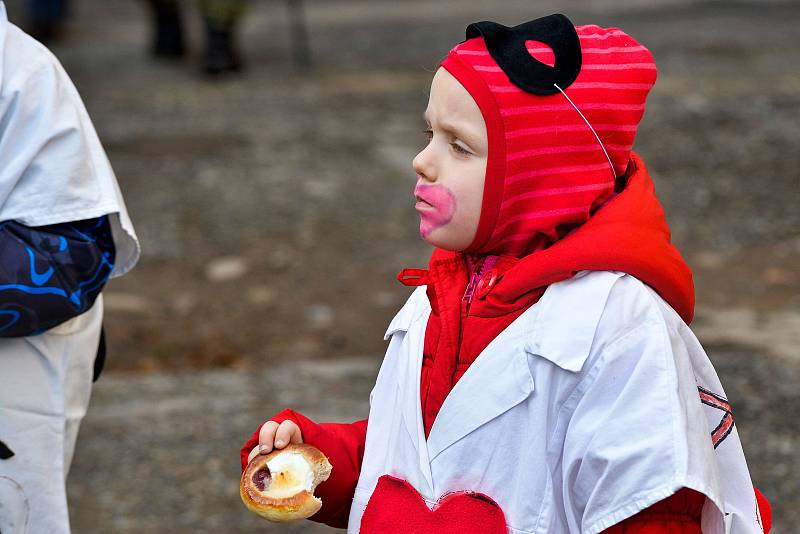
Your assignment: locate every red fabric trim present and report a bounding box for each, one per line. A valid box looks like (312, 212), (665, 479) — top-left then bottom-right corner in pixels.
(239, 409), (367, 528)
(755, 487), (772, 533)
(601, 488), (704, 534)
(440, 53), (506, 254)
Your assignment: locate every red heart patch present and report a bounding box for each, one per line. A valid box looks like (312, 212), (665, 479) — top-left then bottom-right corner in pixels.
(360, 475), (507, 533)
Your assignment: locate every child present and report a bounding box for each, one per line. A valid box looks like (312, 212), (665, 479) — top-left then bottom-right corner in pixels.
(241, 14), (770, 533)
(0, 2), (139, 533)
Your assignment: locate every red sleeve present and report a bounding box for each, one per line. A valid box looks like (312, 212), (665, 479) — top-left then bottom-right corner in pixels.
(599, 486), (772, 534)
(240, 409), (368, 529)
(601, 488), (704, 534)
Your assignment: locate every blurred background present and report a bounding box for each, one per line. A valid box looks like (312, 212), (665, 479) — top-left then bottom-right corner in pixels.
(4, 0), (799, 532)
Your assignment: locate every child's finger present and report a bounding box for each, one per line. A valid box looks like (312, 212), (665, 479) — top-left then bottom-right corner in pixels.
(274, 420), (303, 448)
(247, 445), (260, 464)
(258, 421), (280, 454)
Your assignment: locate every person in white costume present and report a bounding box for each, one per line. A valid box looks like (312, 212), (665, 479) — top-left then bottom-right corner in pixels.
(0, 3), (139, 532)
(241, 14), (772, 534)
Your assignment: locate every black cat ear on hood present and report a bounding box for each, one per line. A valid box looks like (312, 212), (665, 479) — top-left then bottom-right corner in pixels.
(466, 14), (582, 95)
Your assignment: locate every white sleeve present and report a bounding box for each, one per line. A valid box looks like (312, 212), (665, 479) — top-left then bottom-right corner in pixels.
(0, 26), (139, 275)
(559, 315), (725, 534)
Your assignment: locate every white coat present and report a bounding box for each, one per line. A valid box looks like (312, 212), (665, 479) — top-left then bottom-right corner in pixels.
(0, 3), (139, 532)
(348, 271), (764, 534)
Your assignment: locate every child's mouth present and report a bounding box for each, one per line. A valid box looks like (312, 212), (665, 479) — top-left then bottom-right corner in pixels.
(415, 197), (434, 210)
(414, 184), (449, 212)
(414, 184), (456, 238)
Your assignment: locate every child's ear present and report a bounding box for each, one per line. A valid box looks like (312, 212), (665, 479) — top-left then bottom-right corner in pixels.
(465, 14), (581, 95)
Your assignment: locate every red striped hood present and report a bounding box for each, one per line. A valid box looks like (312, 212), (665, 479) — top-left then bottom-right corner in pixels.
(440, 23), (657, 257)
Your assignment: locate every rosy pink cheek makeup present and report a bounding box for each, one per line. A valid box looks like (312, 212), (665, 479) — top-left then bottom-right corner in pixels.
(414, 183), (456, 238)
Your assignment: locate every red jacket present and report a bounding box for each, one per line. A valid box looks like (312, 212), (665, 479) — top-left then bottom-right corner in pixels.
(241, 157), (771, 532)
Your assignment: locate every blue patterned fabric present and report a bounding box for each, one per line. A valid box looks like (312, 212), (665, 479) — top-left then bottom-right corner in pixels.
(0, 216), (115, 337)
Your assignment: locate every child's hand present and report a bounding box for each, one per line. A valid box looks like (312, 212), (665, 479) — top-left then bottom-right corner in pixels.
(246, 420), (303, 464)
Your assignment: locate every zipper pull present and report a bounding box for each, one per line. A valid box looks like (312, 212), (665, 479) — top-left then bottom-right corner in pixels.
(462, 268), (482, 315)
(397, 268), (430, 286)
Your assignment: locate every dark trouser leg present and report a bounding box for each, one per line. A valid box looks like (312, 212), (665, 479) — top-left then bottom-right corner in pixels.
(199, 0), (246, 75)
(148, 0), (185, 57)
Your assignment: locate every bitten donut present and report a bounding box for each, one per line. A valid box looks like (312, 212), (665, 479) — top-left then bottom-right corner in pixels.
(240, 443), (332, 522)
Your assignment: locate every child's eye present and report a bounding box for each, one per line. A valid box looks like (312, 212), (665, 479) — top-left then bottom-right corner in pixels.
(423, 129), (433, 141)
(450, 142), (471, 156)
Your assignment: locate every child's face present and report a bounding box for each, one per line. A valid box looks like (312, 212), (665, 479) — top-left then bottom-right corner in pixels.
(413, 68), (487, 251)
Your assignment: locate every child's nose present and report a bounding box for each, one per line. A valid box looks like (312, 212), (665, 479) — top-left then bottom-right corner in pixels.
(412, 147), (436, 182)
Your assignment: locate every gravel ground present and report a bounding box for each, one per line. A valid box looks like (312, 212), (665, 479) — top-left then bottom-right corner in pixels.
(4, 0), (797, 531)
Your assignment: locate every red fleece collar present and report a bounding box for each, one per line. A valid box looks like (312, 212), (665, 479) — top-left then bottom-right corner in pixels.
(403, 154), (694, 324)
